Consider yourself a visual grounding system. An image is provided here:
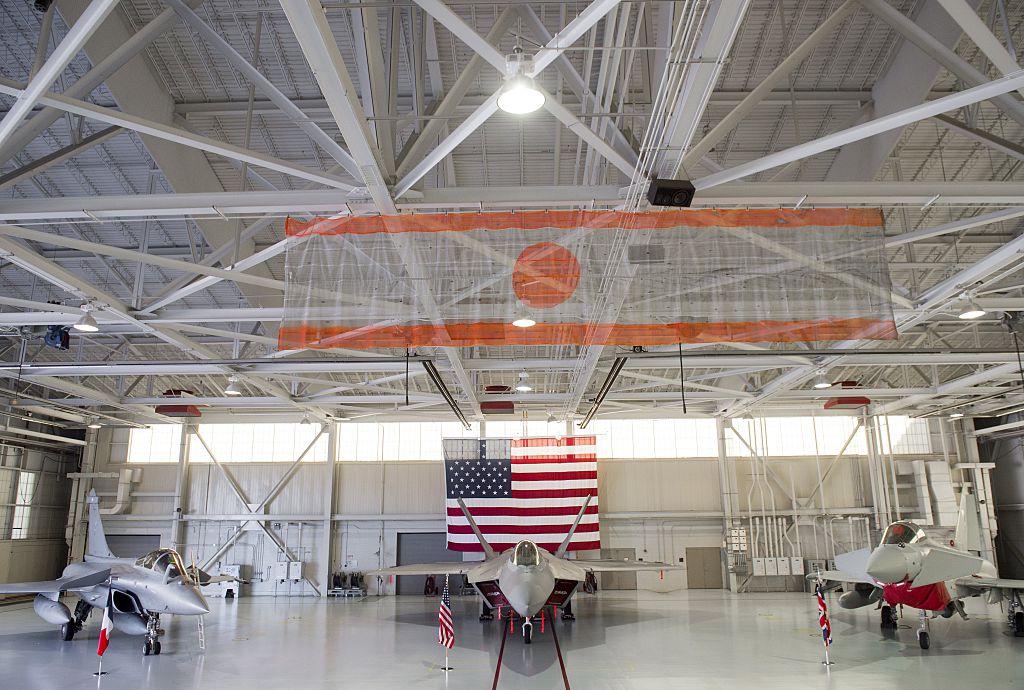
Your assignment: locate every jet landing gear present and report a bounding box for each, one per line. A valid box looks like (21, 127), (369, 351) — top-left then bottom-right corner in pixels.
(1009, 591), (1024, 637)
(522, 619), (533, 644)
(880, 605), (898, 629)
(561, 600), (575, 621)
(60, 601), (93, 641)
(916, 609), (930, 650)
(143, 614), (162, 656)
(480, 602), (493, 622)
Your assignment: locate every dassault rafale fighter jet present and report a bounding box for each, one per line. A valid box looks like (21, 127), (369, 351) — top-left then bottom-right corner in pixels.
(815, 487), (1024, 649)
(376, 496), (680, 643)
(0, 490), (208, 655)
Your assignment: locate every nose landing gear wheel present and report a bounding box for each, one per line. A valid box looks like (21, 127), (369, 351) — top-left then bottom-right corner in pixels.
(918, 631), (930, 649)
(523, 621), (533, 644)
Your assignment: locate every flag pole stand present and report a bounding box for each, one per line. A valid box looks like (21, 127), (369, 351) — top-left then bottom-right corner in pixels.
(821, 647), (834, 667)
(441, 647), (453, 672)
(93, 656), (107, 677)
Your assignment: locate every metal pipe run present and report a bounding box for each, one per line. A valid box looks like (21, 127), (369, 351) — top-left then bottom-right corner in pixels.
(579, 357), (628, 428)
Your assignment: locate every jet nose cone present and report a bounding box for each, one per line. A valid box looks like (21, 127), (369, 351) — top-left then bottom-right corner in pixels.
(184, 587), (210, 615)
(866, 546), (910, 584)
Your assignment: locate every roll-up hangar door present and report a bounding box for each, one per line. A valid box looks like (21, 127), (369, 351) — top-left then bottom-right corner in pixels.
(396, 533), (465, 595)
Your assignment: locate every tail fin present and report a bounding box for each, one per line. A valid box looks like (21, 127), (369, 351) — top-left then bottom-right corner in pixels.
(555, 495), (593, 558)
(456, 498), (495, 559)
(954, 484), (983, 553)
(85, 490), (115, 560)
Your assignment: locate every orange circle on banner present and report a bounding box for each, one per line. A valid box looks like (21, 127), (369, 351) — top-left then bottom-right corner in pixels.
(512, 242), (581, 309)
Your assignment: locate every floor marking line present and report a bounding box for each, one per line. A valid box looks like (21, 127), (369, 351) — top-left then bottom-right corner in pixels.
(491, 618), (509, 690)
(550, 616), (571, 690)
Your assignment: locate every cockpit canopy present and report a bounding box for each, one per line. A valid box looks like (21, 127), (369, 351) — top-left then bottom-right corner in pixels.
(135, 548), (191, 583)
(880, 521), (926, 547)
(511, 540), (541, 567)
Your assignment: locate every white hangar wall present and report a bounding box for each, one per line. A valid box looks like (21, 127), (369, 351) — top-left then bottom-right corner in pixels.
(77, 414), (972, 595)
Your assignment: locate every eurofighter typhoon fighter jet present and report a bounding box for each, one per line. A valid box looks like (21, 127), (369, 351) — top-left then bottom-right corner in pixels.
(376, 496), (680, 643)
(815, 487), (1024, 649)
(0, 490), (208, 655)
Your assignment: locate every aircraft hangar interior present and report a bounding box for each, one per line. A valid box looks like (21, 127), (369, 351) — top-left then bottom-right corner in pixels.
(1, 0), (1024, 688)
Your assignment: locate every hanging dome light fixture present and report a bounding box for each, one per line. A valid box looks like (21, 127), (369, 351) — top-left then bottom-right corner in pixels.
(73, 303), (99, 332)
(497, 46), (544, 115)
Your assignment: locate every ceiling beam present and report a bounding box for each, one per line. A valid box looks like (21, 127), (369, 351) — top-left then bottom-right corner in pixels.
(856, 0), (1024, 129)
(0, 78), (354, 191)
(828, 0), (980, 181)
(932, 113), (1024, 163)
(0, 0), (120, 145)
(164, 0), (361, 180)
(693, 70), (1024, 190)
(0, 125), (122, 191)
(7, 182), (1024, 222)
(934, 0), (1024, 97)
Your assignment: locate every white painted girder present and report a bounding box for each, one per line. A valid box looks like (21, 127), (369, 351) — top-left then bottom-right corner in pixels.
(5, 183), (1024, 222)
(0, 78), (355, 191)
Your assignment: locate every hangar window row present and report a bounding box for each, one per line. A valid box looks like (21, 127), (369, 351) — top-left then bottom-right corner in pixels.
(126, 416), (932, 463)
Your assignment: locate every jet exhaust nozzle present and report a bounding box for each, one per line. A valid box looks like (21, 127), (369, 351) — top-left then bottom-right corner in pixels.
(33, 594), (73, 625)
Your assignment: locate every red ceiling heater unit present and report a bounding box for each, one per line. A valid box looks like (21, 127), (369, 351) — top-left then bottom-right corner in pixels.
(823, 381), (871, 410)
(154, 389), (202, 418)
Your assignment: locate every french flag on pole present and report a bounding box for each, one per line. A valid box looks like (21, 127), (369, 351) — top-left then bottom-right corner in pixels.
(97, 589), (113, 656)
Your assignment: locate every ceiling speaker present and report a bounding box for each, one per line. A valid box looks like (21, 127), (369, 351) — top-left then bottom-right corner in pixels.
(646, 178), (696, 208)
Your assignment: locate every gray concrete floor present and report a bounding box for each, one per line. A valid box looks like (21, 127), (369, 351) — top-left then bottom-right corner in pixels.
(0, 590), (1021, 689)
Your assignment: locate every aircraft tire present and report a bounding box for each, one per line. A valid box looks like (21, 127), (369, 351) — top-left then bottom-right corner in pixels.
(1014, 611), (1024, 637)
(918, 631), (929, 649)
(153, 640), (162, 655)
(144, 640), (153, 656)
(880, 606), (894, 628)
(60, 623), (74, 642)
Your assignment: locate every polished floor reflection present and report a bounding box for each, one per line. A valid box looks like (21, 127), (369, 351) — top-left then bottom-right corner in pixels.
(0, 589), (1020, 689)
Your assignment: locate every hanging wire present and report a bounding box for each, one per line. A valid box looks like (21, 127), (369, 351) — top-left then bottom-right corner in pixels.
(678, 342), (687, 414)
(1014, 332), (1024, 391)
(405, 348), (410, 407)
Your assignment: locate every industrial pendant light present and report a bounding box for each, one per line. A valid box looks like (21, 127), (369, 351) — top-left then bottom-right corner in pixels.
(224, 376), (243, 396)
(957, 296), (986, 320)
(515, 371), (532, 392)
(497, 46), (544, 115)
(86, 418), (102, 429)
(512, 317), (536, 328)
(73, 304), (99, 332)
(812, 374), (832, 390)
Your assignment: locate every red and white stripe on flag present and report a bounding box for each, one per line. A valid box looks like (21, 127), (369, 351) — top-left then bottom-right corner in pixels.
(438, 582), (455, 649)
(446, 436), (600, 553)
(97, 595), (113, 656)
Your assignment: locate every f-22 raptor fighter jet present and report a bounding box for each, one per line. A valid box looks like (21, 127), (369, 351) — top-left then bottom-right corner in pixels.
(0, 490), (208, 655)
(376, 496), (680, 643)
(815, 486), (1024, 649)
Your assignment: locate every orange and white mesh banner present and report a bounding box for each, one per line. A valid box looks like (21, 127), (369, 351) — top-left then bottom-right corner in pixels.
(279, 209), (895, 349)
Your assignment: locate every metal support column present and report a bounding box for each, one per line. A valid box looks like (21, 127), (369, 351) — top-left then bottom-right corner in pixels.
(320, 421), (337, 597)
(171, 423), (192, 551)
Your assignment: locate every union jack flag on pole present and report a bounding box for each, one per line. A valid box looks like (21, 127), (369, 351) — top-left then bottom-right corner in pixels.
(815, 580), (833, 648)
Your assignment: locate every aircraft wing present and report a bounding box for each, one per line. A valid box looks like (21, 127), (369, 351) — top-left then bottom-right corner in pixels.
(373, 563), (474, 576)
(954, 576), (1024, 591)
(806, 569), (874, 586)
(0, 567), (110, 594)
(571, 559), (682, 573)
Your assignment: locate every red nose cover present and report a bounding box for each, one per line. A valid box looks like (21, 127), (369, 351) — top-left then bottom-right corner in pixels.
(882, 581), (951, 611)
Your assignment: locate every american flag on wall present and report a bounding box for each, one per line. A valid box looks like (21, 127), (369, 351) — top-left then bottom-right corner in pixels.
(443, 436), (600, 553)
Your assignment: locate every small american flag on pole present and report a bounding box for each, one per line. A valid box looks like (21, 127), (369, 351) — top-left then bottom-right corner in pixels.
(438, 577), (454, 650)
(815, 581), (832, 647)
(443, 436), (599, 552)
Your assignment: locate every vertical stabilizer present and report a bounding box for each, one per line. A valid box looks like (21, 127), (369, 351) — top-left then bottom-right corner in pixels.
(456, 498), (495, 559)
(85, 490), (115, 560)
(954, 485), (983, 553)
(555, 495), (593, 558)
